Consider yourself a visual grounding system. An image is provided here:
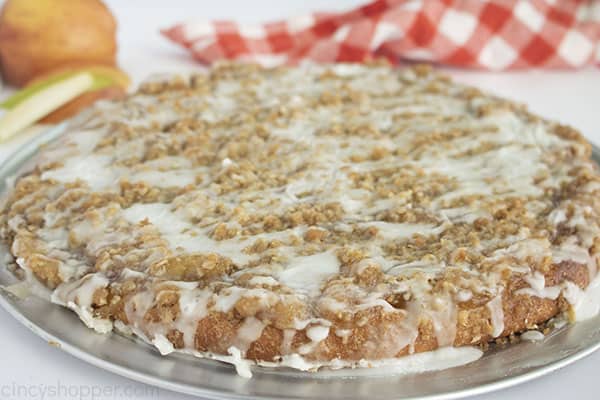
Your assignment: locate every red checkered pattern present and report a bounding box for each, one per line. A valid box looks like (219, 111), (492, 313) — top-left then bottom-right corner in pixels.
(162, 0), (600, 70)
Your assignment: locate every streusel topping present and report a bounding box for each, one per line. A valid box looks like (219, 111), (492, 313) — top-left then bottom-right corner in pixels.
(2, 62), (600, 375)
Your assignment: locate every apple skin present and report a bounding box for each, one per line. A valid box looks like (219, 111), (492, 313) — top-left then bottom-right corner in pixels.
(0, 0), (117, 87)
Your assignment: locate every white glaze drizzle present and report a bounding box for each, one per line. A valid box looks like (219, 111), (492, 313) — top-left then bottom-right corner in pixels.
(2, 62), (600, 377)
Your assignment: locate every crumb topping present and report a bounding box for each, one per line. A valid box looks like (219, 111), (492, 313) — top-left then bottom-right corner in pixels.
(2, 62), (600, 370)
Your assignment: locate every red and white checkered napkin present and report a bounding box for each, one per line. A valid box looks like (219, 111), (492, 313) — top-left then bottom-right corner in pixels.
(163, 0), (600, 70)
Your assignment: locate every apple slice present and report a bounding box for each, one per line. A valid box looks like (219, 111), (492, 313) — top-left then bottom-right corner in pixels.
(0, 72), (94, 142)
(0, 65), (130, 141)
(2, 65), (130, 110)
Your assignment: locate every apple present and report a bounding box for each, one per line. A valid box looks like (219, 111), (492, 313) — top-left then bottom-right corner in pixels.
(24, 65), (130, 123)
(0, 72), (94, 142)
(0, 65), (130, 141)
(0, 0), (117, 86)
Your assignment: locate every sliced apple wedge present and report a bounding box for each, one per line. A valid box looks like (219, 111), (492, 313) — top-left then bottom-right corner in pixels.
(0, 72), (94, 142)
(0, 65), (130, 141)
(1, 65), (130, 110)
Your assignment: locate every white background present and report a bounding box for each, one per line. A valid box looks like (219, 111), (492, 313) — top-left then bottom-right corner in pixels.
(0, 1), (599, 399)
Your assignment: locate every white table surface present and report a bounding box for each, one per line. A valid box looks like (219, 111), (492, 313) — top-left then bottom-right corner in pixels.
(0, 1), (599, 399)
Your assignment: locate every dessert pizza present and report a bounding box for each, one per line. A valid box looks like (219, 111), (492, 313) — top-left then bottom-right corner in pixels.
(2, 62), (600, 376)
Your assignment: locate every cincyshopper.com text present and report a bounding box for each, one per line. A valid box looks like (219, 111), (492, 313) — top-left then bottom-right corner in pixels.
(0, 380), (160, 400)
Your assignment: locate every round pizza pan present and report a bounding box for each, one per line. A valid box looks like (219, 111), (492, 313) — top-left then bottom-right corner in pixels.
(1, 124), (600, 400)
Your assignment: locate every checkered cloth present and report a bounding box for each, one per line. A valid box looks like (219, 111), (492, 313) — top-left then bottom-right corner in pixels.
(162, 0), (600, 70)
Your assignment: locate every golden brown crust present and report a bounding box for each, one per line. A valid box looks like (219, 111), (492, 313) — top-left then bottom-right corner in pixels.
(169, 260), (586, 362)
